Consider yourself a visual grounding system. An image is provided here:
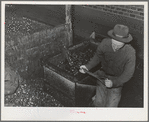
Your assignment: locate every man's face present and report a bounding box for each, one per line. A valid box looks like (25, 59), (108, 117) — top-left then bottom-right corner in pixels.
(112, 39), (124, 51)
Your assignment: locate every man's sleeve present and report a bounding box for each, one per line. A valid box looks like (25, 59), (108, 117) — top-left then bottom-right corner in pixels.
(85, 41), (104, 70)
(108, 49), (136, 88)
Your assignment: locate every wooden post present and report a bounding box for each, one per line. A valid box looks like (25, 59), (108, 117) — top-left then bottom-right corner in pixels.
(65, 5), (73, 46)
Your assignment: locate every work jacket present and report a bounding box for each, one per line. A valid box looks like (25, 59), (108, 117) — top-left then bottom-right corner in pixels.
(85, 38), (136, 88)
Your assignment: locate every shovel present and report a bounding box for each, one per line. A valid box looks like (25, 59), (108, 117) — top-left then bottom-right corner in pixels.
(82, 68), (106, 86)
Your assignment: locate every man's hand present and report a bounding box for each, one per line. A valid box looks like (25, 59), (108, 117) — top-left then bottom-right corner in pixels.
(105, 78), (113, 88)
(79, 65), (88, 74)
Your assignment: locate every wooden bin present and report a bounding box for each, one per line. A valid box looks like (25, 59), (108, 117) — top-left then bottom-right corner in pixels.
(42, 42), (100, 107)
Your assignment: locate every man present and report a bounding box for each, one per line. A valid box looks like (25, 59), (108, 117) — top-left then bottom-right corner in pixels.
(79, 24), (136, 107)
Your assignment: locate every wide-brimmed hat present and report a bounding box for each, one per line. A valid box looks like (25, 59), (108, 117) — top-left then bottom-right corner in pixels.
(108, 24), (133, 43)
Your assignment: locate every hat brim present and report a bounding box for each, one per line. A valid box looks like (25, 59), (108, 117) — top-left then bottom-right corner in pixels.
(108, 30), (133, 43)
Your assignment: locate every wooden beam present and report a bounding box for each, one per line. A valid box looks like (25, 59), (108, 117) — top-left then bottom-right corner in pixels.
(65, 5), (73, 46)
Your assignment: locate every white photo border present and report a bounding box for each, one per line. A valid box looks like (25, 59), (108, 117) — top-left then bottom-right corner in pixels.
(1, 1), (148, 121)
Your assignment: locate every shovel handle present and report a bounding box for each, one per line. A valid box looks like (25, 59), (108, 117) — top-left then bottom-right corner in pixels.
(82, 68), (105, 86)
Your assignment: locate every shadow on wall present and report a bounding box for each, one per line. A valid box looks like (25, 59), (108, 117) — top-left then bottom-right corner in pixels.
(130, 34), (144, 60)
